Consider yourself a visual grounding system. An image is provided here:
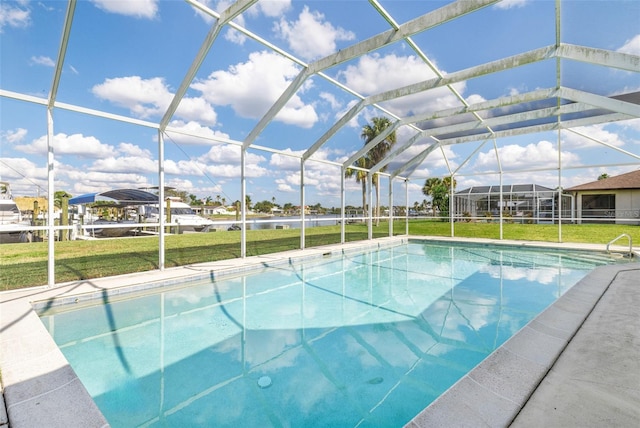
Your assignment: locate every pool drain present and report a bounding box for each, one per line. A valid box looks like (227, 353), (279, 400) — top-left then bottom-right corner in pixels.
(258, 376), (272, 389)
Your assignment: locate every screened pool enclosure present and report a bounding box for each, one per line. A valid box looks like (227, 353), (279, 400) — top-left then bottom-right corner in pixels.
(453, 184), (573, 223)
(1, 0), (639, 286)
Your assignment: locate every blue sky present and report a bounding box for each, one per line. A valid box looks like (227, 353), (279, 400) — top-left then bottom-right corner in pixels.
(1, 0), (639, 208)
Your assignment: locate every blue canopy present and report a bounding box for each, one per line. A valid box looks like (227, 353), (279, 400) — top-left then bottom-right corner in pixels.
(69, 189), (158, 206)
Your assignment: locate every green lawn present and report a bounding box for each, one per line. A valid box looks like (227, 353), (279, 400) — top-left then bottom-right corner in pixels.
(1, 220), (637, 290)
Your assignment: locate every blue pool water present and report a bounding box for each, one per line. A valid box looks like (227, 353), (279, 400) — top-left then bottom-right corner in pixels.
(38, 241), (628, 427)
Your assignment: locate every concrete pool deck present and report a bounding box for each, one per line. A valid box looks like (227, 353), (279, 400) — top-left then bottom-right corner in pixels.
(1, 237), (638, 427)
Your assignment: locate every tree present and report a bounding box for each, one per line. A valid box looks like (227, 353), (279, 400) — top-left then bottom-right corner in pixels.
(54, 190), (72, 209)
(346, 117), (396, 225)
(422, 176), (456, 218)
(597, 173), (610, 181)
(253, 200), (276, 213)
(345, 156), (369, 212)
(188, 194), (202, 205)
(164, 188), (188, 201)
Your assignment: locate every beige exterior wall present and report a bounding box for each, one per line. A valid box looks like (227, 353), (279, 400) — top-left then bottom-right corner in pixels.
(574, 189), (640, 225)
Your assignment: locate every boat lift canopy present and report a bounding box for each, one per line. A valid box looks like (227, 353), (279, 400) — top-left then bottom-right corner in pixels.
(69, 189), (158, 206)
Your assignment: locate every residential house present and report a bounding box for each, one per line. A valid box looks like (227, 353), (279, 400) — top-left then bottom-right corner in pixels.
(565, 169), (640, 225)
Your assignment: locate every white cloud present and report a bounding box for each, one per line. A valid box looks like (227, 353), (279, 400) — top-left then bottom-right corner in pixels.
(276, 180), (295, 193)
(90, 156), (157, 174)
(175, 97), (218, 126)
(493, 0), (529, 10)
(334, 99), (363, 129)
(198, 1), (291, 44)
(93, 76), (170, 118)
(562, 124), (626, 149)
(165, 121), (231, 145)
(30, 55), (54, 67)
(618, 34), (640, 55)
(319, 92), (341, 110)
(91, 0), (158, 19)
(200, 143), (243, 164)
(15, 133), (117, 159)
(0, 2), (30, 32)
(251, 0), (291, 17)
(466, 94), (487, 105)
(92, 76), (218, 125)
(274, 6), (355, 61)
(196, 144), (268, 178)
(62, 168), (151, 195)
(474, 140), (579, 170)
(191, 51), (318, 128)
(338, 53), (465, 117)
(224, 25), (247, 45)
(118, 142), (153, 158)
(620, 118), (640, 133)
(270, 149), (304, 170)
(0, 157), (46, 184)
(2, 128), (28, 143)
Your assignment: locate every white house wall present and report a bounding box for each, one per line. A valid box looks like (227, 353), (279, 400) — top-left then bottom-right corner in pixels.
(574, 190), (640, 225)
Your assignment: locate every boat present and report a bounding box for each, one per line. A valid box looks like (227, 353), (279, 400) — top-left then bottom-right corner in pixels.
(69, 189), (159, 238)
(141, 198), (215, 232)
(85, 218), (139, 238)
(0, 182), (31, 243)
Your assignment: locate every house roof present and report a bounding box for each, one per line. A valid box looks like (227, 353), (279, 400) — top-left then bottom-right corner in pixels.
(565, 169), (640, 192)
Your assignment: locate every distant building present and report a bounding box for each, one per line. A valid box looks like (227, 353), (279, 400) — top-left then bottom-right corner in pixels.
(565, 169), (640, 225)
(193, 205), (231, 216)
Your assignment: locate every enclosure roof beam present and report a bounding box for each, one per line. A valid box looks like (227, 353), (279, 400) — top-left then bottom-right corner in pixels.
(303, 100), (366, 161)
(559, 87), (640, 117)
(558, 44), (640, 72)
(365, 45), (557, 107)
(308, 0), (499, 75)
(452, 139), (492, 177)
(1, 89), (161, 129)
(243, 0), (498, 149)
(369, 131), (426, 175)
(342, 120), (403, 168)
(437, 112), (630, 147)
(418, 101), (599, 140)
(160, 0), (258, 131)
(391, 140), (440, 179)
(49, 0), (76, 108)
(402, 88), (558, 126)
(566, 128), (640, 161)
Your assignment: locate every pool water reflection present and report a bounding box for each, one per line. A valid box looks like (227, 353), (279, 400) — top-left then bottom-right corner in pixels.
(38, 241), (625, 427)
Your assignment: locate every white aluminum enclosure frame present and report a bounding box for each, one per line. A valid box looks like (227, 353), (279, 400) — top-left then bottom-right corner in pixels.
(1, 0), (639, 287)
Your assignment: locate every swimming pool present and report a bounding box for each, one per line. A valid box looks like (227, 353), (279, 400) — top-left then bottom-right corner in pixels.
(37, 240), (629, 427)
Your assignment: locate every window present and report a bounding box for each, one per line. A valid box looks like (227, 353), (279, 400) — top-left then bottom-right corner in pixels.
(581, 194), (615, 222)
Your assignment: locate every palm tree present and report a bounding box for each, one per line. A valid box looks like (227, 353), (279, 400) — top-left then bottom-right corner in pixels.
(346, 117), (396, 224)
(345, 156), (370, 213)
(422, 176), (456, 217)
